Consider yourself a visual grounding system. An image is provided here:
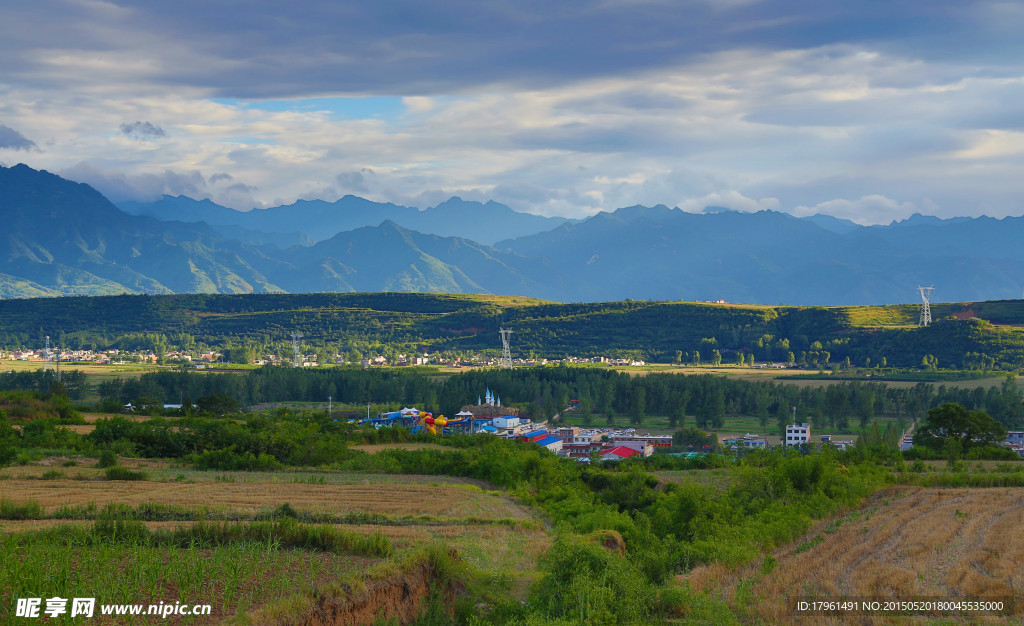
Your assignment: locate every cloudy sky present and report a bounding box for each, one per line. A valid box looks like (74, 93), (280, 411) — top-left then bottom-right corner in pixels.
(1, 0), (1023, 223)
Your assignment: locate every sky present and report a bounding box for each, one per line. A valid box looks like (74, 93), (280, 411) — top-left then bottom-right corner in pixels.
(1, 1), (1023, 224)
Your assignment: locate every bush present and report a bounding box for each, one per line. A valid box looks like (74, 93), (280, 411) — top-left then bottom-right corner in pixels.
(40, 469), (65, 480)
(529, 536), (655, 624)
(104, 466), (148, 481)
(97, 449), (118, 468)
(190, 448), (283, 471)
(963, 446), (1021, 461)
(168, 518), (394, 557)
(0, 498), (43, 520)
(93, 508), (150, 543)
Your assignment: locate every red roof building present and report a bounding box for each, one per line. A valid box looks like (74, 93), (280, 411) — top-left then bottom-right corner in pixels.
(600, 446), (642, 460)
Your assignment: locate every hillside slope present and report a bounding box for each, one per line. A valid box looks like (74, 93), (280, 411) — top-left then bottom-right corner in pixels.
(2, 292), (1024, 370)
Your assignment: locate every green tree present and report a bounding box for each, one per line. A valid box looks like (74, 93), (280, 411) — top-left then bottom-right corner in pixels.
(913, 403), (1007, 453)
(196, 393), (240, 416)
(629, 386), (646, 425)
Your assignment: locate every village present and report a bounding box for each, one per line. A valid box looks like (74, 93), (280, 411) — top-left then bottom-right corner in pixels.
(5, 348), (1022, 459)
(370, 388), (1024, 461)
(0, 347), (647, 369)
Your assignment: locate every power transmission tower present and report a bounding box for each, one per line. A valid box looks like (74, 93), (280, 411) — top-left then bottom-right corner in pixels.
(291, 331), (303, 367)
(499, 328), (513, 369)
(917, 286), (935, 327)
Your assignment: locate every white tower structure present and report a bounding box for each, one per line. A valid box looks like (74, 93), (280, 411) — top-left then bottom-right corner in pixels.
(918, 286), (935, 327)
(291, 331), (304, 367)
(499, 327), (513, 368)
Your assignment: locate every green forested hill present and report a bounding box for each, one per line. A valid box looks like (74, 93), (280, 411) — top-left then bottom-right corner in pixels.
(3, 293), (1024, 370)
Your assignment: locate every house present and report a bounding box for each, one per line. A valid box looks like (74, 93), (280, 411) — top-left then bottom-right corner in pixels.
(609, 440), (653, 457)
(518, 429), (548, 443)
(609, 433), (673, 448)
(535, 436), (563, 453)
(600, 446), (643, 461)
(558, 429), (603, 459)
(493, 416), (520, 429)
(785, 423), (811, 446)
(724, 434), (767, 450)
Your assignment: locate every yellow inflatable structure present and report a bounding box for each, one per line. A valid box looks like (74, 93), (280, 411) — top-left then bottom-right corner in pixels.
(418, 413), (448, 436)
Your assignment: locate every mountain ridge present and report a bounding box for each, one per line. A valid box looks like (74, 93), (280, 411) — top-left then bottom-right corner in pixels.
(4, 163), (1024, 304)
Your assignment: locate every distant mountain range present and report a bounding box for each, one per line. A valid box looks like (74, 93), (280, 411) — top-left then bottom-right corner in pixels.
(118, 194), (571, 246)
(2, 163), (1023, 304)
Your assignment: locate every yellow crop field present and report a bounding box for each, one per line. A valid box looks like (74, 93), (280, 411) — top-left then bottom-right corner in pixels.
(686, 486), (1024, 622)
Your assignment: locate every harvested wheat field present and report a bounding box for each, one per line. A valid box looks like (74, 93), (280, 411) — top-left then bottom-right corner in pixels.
(80, 413), (156, 423)
(349, 443), (448, 454)
(0, 479), (534, 520)
(58, 424), (95, 434)
(685, 486), (1023, 623)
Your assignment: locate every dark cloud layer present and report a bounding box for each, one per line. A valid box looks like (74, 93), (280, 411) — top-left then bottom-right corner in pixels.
(120, 121), (167, 137)
(0, 124), (37, 151)
(2, 1), (1021, 98)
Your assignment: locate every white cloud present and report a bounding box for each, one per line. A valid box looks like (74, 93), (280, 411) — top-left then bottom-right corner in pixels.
(792, 195), (919, 225)
(0, 41), (1021, 224)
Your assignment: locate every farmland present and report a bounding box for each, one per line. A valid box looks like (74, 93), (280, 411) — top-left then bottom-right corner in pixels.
(689, 486), (1024, 622)
(0, 454), (550, 623)
(3, 362), (1024, 623)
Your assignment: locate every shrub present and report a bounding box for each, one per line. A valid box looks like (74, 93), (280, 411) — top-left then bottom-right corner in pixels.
(0, 498), (43, 520)
(104, 466), (148, 481)
(190, 448), (283, 471)
(529, 536), (654, 624)
(93, 506), (150, 543)
(97, 449), (118, 468)
(40, 469), (65, 480)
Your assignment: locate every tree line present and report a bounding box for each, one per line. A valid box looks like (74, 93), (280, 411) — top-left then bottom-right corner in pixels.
(93, 365), (1024, 432)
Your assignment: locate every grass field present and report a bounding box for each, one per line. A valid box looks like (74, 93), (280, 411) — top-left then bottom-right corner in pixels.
(685, 486), (1024, 622)
(0, 453), (552, 623)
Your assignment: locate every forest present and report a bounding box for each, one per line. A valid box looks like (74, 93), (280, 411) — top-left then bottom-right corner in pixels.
(87, 365), (1024, 433)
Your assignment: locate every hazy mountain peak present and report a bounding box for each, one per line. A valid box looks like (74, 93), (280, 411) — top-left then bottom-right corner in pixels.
(702, 205), (737, 214)
(801, 213), (862, 234)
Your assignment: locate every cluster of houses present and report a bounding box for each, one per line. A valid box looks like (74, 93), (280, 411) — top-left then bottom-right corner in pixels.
(480, 415), (672, 461)
(354, 353), (647, 368)
(0, 348), (222, 365)
(898, 429), (1024, 457)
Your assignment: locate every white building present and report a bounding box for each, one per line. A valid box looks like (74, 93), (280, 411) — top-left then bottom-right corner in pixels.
(785, 423), (811, 446)
(493, 416), (520, 429)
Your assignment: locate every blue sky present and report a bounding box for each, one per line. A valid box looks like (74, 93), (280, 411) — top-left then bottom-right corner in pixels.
(1, 0), (1023, 223)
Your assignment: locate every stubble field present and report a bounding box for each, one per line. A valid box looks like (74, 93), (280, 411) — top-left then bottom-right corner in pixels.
(685, 486), (1024, 623)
